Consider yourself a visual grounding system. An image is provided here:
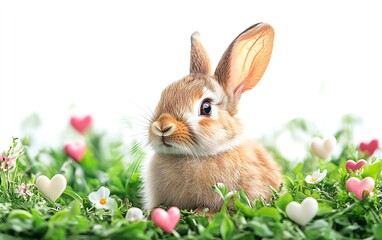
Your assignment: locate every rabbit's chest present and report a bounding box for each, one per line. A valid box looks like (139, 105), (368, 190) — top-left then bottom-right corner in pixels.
(158, 156), (237, 185)
(152, 155), (240, 206)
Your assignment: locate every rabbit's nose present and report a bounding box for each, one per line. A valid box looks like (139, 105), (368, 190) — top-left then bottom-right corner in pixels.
(152, 121), (176, 137)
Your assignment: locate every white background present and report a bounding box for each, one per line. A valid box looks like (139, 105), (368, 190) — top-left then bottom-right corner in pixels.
(1, 1), (381, 158)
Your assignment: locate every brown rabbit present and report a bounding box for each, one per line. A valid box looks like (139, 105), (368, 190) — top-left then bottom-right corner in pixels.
(141, 23), (283, 211)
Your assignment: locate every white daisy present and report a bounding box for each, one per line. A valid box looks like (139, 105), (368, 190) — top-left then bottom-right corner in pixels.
(88, 186), (117, 210)
(305, 169), (327, 184)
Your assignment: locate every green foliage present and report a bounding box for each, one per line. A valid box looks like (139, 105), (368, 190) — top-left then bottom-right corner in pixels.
(0, 114), (381, 239)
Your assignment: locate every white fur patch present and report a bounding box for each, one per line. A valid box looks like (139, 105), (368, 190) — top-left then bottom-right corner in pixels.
(209, 133), (245, 156)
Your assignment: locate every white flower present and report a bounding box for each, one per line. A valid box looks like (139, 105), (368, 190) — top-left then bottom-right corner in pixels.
(305, 169), (327, 184)
(126, 207), (145, 222)
(88, 186), (117, 210)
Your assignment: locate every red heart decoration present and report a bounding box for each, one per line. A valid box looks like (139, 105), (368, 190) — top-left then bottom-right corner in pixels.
(359, 139), (379, 156)
(152, 206), (180, 233)
(70, 115), (92, 134)
(64, 141), (86, 162)
(345, 159), (367, 172)
(346, 177), (375, 200)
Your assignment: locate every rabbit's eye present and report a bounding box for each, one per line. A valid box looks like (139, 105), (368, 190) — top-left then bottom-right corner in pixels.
(200, 99), (212, 116)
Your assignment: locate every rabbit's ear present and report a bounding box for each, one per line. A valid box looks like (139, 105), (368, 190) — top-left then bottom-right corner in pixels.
(214, 23), (274, 95)
(190, 32), (211, 75)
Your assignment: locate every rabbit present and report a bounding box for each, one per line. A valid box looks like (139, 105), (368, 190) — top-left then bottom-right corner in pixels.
(141, 23), (283, 211)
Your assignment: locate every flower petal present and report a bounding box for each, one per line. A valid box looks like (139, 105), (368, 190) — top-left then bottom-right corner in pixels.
(104, 197), (117, 210)
(312, 170), (320, 178)
(315, 178), (324, 184)
(94, 202), (104, 209)
(97, 186), (110, 199)
(88, 192), (100, 204)
(305, 175), (312, 183)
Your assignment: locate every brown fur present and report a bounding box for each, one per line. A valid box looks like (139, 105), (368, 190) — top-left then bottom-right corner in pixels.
(146, 140), (282, 211)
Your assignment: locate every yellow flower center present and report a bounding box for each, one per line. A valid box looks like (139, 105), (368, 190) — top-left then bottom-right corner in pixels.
(311, 177), (318, 182)
(99, 198), (107, 205)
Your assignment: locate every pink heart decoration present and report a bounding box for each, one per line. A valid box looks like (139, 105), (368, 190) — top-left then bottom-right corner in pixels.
(345, 160), (367, 172)
(346, 177), (375, 200)
(152, 206), (180, 233)
(64, 141), (86, 162)
(359, 139), (379, 156)
(70, 115), (92, 134)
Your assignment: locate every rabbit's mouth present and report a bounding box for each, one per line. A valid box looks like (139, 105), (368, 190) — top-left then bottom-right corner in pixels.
(161, 136), (173, 148)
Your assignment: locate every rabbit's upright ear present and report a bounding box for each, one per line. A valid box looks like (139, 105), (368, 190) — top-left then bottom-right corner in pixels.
(190, 32), (211, 75)
(214, 23), (274, 96)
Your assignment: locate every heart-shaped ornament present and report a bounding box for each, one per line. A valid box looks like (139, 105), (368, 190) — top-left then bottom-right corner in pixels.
(36, 174), (67, 202)
(152, 206), (180, 233)
(286, 197), (318, 226)
(70, 115), (92, 134)
(346, 159), (367, 172)
(359, 139), (379, 156)
(64, 141), (86, 161)
(311, 136), (337, 160)
(346, 177), (375, 200)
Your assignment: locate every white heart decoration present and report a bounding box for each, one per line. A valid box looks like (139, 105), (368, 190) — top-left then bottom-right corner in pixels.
(286, 197), (318, 226)
(36, 174), (67, 202)
(311, 136), (337, 160)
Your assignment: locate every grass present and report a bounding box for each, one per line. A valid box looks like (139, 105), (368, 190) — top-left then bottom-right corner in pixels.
(0, 114), (381, 240)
